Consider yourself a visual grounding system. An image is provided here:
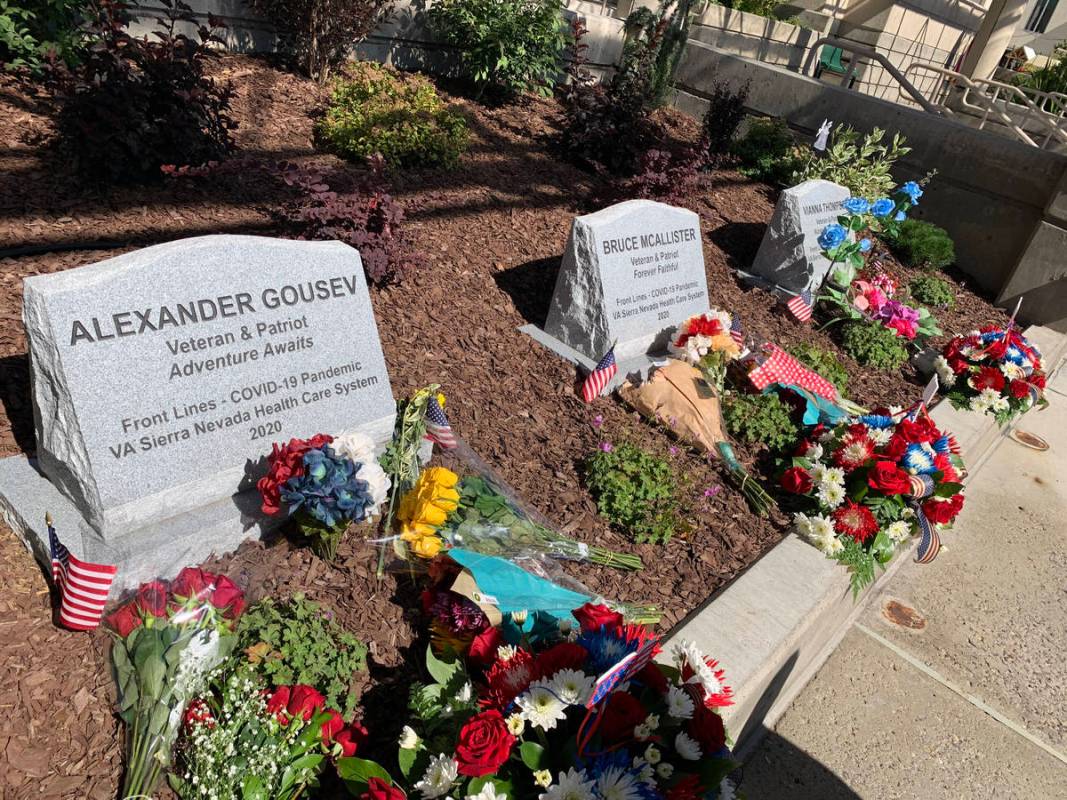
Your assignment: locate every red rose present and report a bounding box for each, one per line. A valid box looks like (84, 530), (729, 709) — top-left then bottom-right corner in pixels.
(468, 625), (503, 666)
(598, 691), (646, 743)
(687, 705), (726, 753)
(971, 366), (1005, 393)
(922, 494), (964, 525)
(867, 461), (911, 495)
(535, 642), (589, 680)
(780, 466), (813, 494)
(573, 603), (623, 633)
(454, 710), (515, 777)
(135, 581), (168, 617)
(881, 434), (908, 461)
(171, 568), (213, 601)
(1007, 379), (1030, 400)
(1030, 373), (1047, 390)
(898, 417), (937, 444)
(287, 685), (326, 721)
(210, 575), (244, 619)
(106, 603), (142, 638)
(636, 662), (669, 695)
(265, 686), (291, 724)
(361, 777), (406, 800)
(320, 709), (345, 744)
(335, 722), (368, 757)
(948, 356), (969, 375)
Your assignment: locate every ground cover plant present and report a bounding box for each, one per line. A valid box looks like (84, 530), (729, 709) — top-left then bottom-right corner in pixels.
(721, 392), (799, 454)
(788, 343), (849, 395)
(841, 320), (909, 369)
(585, 441), (683, 544)
(730, 116), (799, 185)
(909, 274), (955, 309)
(888, 218), (955, 270)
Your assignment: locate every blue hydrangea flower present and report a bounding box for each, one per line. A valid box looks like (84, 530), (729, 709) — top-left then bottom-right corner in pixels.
(900, 181), (923, 203)
(842, 197), (870, 215)
(281, 445), (373, 527)
(871, 198), (894, 217)
(818, 223), (847, 251)
(903, 443), (937, 475)
(859, 238), (872, 253)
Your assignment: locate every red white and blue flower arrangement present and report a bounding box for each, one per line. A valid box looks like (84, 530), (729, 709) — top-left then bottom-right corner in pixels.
(336, 603), (739, 800)
(934, 326), (1048, 425)
(780, 409), (966, 592)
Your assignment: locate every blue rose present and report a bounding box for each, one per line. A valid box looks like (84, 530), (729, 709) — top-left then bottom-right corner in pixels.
(842, 197), (870, 215)
(899, 181), (923, 203)
(894, 210), (906, 222)
(871, 198), (894, 217)
(859, 238), (872, 252)
(818, 223), (847, 251)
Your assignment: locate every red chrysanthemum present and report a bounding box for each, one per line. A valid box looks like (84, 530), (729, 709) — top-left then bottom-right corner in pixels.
(833, 430), (875, 471)
(970, 366), (1005, 393)
(832, 500), (879, 542)
(922, 494), (964, 525)
(481, 648), (535, 710)
(674, 314), (725, 347)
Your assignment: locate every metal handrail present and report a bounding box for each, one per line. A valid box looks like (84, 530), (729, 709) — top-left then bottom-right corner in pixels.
(802, 37), (943, 115)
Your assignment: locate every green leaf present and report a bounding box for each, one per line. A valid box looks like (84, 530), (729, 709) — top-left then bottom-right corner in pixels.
(337, 757), (393, 795)
(398, 745), (419, 779)
(933, 481), (963, 498)
(696, 755), (737, 792)
(425, 644), (460, 686)
(520, 741), (546, 770)
(870, 530), (896, 564)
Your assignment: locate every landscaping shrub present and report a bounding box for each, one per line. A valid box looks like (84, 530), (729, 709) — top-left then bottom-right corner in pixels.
(787, 342), (849, 394)
(699, 81), (749, 167)
(627, 147), (702, 202)
(50, 0), (235, 184)
(317, 63), (469, 169)
(841, 319), (909, 370)
(730, 116), (800, 185)
(236, 594), (367, 719)
(888, 218), (956, 270)
(909, 274), (955, 309)
(279, 157), (420, 285)
(721, 392), (799, 454)
(793, 124), (909, 198)
(622, 0), (695, 108)
(242, 0), (392, 81)
(586, 442), (681, 544)
(428, 0), (568, 100)
(0, 0), (87, 71)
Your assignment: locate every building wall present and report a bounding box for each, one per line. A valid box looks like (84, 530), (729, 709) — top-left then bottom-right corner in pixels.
(1010, 0), (1067, 58)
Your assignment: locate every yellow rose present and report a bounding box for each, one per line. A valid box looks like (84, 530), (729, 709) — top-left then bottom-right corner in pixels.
(400, 521), (438, 541)
(413, 501), (448, 527)
(423, 466), (459, 489)
(410, 534), (442, 558)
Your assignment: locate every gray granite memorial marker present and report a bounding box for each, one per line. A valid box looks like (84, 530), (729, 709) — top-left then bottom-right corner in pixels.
(522, 200), (709, 385)
(0, 235), (396, 592)
(740, 179), (850, 297)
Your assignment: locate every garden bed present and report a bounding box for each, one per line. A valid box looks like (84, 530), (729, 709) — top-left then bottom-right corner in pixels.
(0, 55), (1010, 798)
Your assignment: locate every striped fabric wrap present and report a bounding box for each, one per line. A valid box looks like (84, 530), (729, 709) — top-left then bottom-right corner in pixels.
(913, 504), (941, 564)
(907, 474), (936, 499)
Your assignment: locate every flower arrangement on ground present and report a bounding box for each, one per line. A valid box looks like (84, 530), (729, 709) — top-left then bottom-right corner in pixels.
(780, 410), (966, 593)
(669, 308), (744, 394)
(106, 568), (246, 799)
(821, 262), (940, 344)
(336, 602), (738, 800)
(258, 431), (390, 560)
(935, 326), (1048, 425)
(171, 670), (369, 800)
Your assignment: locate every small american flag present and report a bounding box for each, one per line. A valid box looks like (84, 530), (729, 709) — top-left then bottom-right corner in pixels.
(786, 289), (813, 323)
(581, 346), (617, 403)
(729, 314), (745, 348)
(425, 394), (457, 450)
(48, 515), (118, 631)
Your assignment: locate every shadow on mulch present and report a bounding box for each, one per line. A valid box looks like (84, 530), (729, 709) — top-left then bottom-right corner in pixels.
(707, 220), (766, 272)
(493, 255), (562, 327)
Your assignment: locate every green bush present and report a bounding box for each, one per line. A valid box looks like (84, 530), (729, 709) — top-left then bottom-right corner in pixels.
(586, 442), (680, 544)
(793, 124), (909, 198)
(236, 594), (368, 718)
(888, 218), (955, 270)
(787, 343), (849, 394)
(909, 274), (955, 309)
(0, 0), (87, 72)
(317, 63), (468, 169)
(722, 392), (799, 454)
(428, 0), (568, 100)
(730, 117), (800, 185)
(841, 320), (909, 370)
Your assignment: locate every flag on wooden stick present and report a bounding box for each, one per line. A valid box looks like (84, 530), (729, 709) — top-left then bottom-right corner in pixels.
(582, 345), (617, 403)
(786, 289), (813, 323)
(48, 514), (117, 631)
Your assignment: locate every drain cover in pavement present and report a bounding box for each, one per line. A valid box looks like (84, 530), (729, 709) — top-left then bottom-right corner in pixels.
(1010, 430), (1049, 451)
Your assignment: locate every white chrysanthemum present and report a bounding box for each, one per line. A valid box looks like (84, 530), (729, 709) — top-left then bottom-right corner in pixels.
(969, 395), (990, 412)
(888, 405), (904, 417)
(673, 640), (725, 699)
(511, 610), (529, 625)
(902, 506), (916, 519)
(416, 755), (458, 799)
(633, 723), (652, 740)
(804, 442), (824, 460)
(809, 464), (829, 483)
(457, 682), (473, 703)
(885, 520), (912, 543)
(331, 430), (377, 465)
(674, 732), (702, 761)
(992, 395), (1010, 412)
(466, 783), (506, 800)
(517, 685), (568, 730)
(933, 355), (957, 387)
(818, 426), (835, 443)
(825, 467), (846, 485)
(596, 765), (642, 800)
(643, 713), (660, 730)
(538, 768), (596, 800)
(549, 669), (594, 706)
(817, 482), (846, 508)
(815, 533), (844, 556)
(534, 771), (553, 789)
(708, 309), (733, 331)
(636, 762), (656, 786)
(644, 745), (662, 765)
(810, 515), (834, 539)
(869, 426), (894, 446)
(718, 777), (738, 800)
(497, 645), (518, 662)
(794, 512), (814, 539)
(656, 763), (674, 779)
(399, 725), (420, 750)
(506, 713), (525, 736)
(666, 685), (695, 719)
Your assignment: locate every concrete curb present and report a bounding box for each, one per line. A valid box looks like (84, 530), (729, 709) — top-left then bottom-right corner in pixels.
(661, 324), (1067, 757)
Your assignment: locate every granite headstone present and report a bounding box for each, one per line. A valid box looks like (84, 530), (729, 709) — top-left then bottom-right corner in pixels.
(541, 200), (709, 363)
(742, 179), (850, 297)
(0, 235), (396, 592)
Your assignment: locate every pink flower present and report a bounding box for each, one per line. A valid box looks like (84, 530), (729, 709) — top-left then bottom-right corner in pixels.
(599, 442), (613, 452)
(592, 415), (604, 428)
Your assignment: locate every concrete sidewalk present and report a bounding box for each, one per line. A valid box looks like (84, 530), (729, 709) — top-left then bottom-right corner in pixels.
(741, 368), (1067, 798)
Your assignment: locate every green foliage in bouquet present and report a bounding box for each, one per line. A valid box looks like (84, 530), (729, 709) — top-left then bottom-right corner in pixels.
(888, 218), (955, 270)
(909, 274), (955, 309)
(731, 117), (800, 185)
(841, 320), (909, 370)
(318, 63), (469, 169)
(722, 392), (799, 454)
(236, 594), (367, 718)
(585, 442), (681, 544)
(787, 343), (849, 395)
(793, 124), (909, 198)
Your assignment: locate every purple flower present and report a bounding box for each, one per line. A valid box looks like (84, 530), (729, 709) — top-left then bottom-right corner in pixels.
(703, 486), (721, 498)
(599, 442), (614, 452)
(669, 446), (678, 456)
(592, 415), (604, 428)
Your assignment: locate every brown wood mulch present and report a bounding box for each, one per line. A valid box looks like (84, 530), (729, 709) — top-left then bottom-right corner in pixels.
(0, 55), (1009, 798)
